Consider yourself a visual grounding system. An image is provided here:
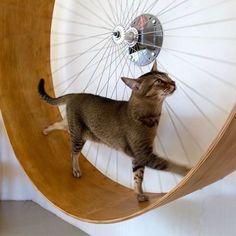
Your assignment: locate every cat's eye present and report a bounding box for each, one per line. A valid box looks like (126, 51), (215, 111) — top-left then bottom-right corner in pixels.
(154, 79), (163, 86)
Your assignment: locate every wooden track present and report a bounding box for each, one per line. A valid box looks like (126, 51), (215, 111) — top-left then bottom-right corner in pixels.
(0, 0), (235, 223)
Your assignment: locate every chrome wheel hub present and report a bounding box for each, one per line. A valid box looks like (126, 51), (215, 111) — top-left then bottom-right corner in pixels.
(112, 13), (163, 66)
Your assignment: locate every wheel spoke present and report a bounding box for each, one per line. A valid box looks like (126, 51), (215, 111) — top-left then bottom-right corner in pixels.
(157, 0), (190, 17)
(82, 41), (115, 93)
(162, 0), (234, 26)
(52, 36), (111, 75)
(99, 44), (128, 95)
(164, 104), (192, 166)
(59, 37), (112, 95)
(157, 60), (228, 114)
(156, 0), (178, 16)
(53, 16), (113, 31)
(139, 42), (236, 67)
(74, 0), (115, 28)
(51, 0), (236, 192)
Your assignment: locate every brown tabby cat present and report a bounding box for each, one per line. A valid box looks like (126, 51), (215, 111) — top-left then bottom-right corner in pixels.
(38, 61), (189, 202)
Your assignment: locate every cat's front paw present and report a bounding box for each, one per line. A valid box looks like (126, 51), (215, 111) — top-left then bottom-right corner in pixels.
(137, 194), (149, 202)
(73, 169), (82, 178)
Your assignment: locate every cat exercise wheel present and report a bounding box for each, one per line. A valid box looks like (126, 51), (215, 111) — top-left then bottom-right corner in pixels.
(0, 0), (236, 223)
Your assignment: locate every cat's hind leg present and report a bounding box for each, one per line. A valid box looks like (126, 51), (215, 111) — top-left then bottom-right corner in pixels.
(43, 119), (68, 135)
(132, 161), (149, 202)
(141, 153), (190, 176)
(165, 160), (190, 176)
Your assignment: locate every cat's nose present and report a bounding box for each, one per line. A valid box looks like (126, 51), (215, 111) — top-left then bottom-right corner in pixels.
(171, 81), (176, 87)
(169, 81), (176, 93)
(172, 82), (176, 91)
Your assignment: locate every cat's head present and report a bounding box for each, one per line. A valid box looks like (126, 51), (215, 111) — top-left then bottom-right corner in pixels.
(122, 61), (176, 101)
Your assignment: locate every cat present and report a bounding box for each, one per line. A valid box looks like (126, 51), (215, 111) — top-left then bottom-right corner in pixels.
(38, 61), (190, 202)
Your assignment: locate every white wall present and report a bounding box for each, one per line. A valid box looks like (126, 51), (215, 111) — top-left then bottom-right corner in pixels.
(0, 113), (33, 200)
(1, 112), (236, 236)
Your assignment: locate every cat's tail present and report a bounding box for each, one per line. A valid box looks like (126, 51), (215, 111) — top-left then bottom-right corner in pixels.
(38, 78), (72, 106)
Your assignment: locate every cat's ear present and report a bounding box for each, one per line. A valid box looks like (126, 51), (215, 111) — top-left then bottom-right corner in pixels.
(151, 60), (158, 72)
(121, 77), (141, 91)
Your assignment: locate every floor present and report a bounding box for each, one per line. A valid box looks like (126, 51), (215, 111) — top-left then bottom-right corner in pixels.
(0, 201), (89, 236)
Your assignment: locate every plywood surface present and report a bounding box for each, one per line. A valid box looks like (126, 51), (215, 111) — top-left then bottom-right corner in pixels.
(0, 0), (235, 223)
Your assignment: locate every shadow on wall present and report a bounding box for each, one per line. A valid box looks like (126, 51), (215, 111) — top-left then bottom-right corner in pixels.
(147, 181), (236, 236)
(0, 163), (33, 200)
(0, 112), (33, 200)
(78, 175), (236, 236)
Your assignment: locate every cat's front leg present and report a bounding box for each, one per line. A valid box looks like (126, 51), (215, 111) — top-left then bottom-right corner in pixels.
(72, 153), (82, 178)
(71, 139), (85, 178)
(132, 160), (149, 202)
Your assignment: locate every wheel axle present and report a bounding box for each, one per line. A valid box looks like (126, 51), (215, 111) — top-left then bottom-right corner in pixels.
(112, 14), (163, 66)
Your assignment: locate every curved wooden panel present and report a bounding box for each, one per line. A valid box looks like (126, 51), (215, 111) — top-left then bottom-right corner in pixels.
(0, 0), (235, 223)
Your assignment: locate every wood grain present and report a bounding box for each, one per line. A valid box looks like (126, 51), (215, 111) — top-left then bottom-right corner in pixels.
(0, 0), (235, 223)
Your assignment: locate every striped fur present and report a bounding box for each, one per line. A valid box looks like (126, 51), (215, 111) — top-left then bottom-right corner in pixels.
(38, 79), (73, 106)
(38, 62), (190, 202)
